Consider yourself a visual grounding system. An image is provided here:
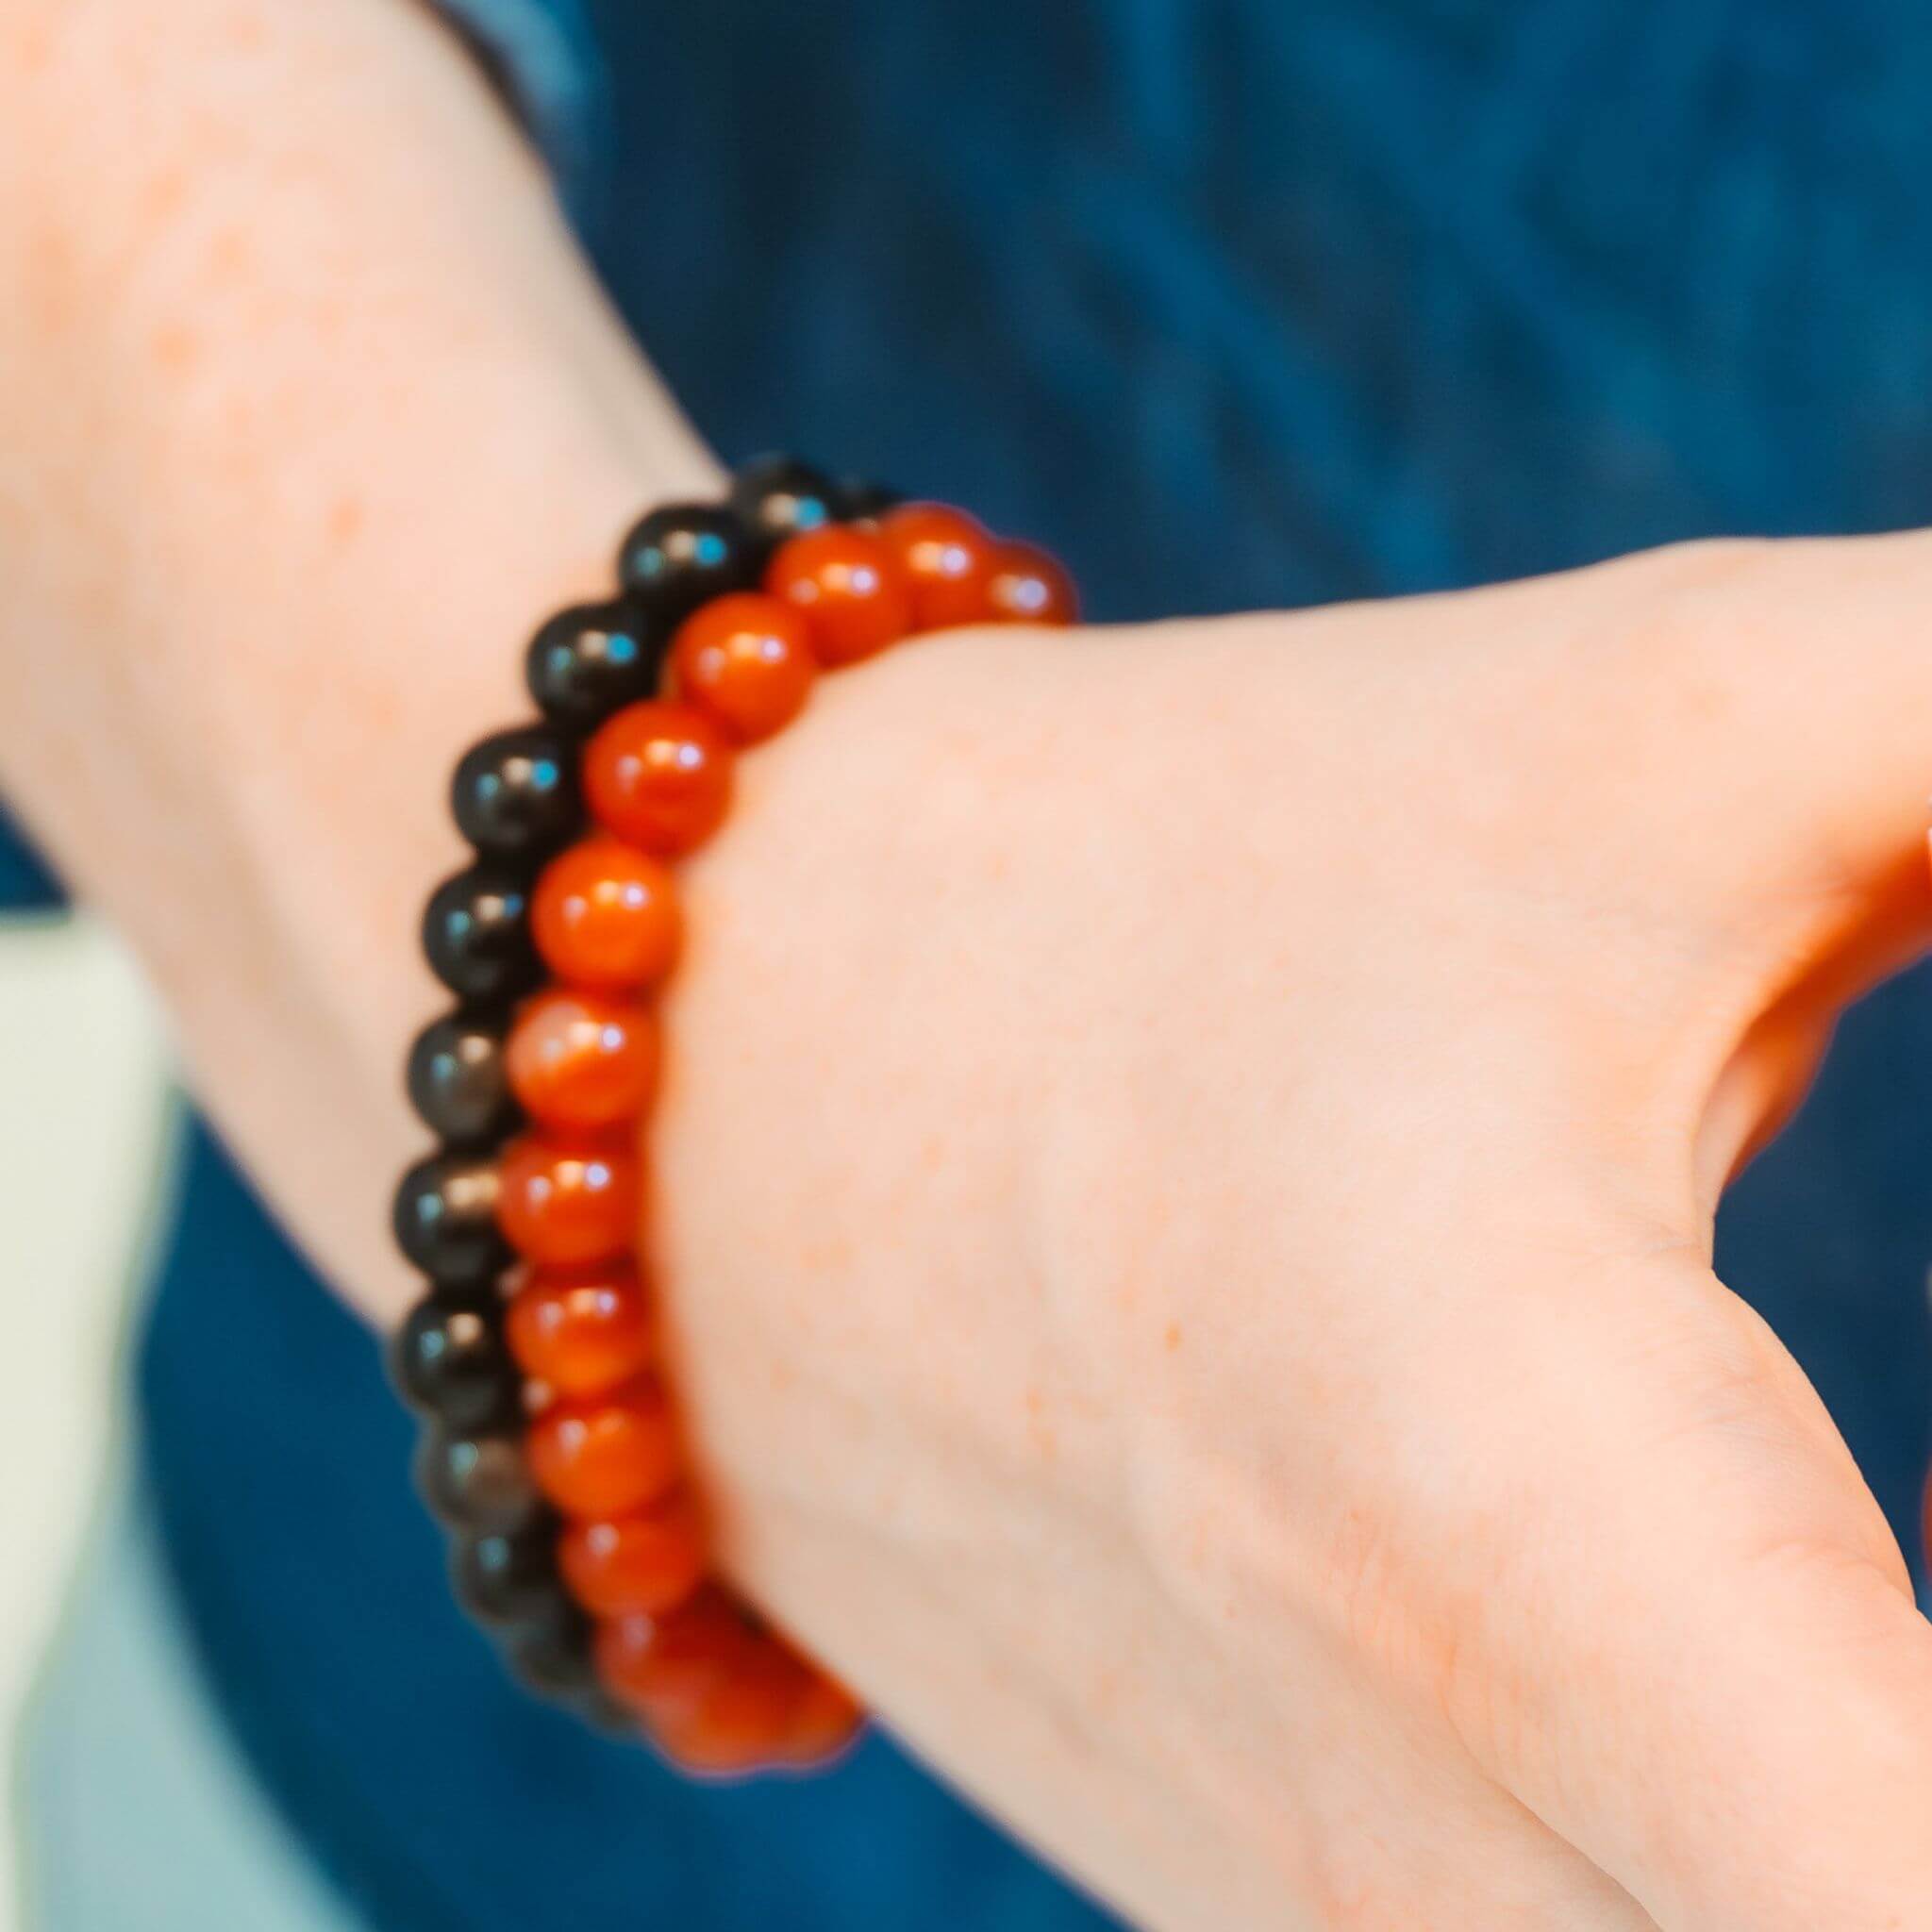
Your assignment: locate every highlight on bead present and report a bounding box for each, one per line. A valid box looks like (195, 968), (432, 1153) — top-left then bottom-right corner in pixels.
(507, 1266), (658, 1398)
(668, 591), (818, 742)
(582, 699), (735, 855)
(530, 835), (682, 992)
(763, 524), (914, 666)
(496, 1134), (641, 1270)
(505, 986), (659, 1133)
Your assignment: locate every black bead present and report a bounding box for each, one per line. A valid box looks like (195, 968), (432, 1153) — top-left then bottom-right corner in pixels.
(452, 1522), (569, 1628)
(451, 724), (582, 860)
(617, 504), (758, 625)
(830, 475), (903, 524)
(502, 1597), (600, 1702)
(524, 601), (664, 736)
(391, 1152), (510, 1288)
(422, 863), (539, 1003)
(415, 1425), (544, 1536)
(406, 1008), (519, 1148)
(729, 456), (839, 555)
(390, 1295), (521, 1431)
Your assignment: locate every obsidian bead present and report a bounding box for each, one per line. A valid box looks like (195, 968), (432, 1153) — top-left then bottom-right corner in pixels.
(830, 475), (903, 523)
(452, 1522), (569, 1628)
(391, 1296), (521, 1431)
(422, 864), (539, 1003)
(451, 724), (582, 860)
(729, 456), (839, 556)
(392, 1152), (511, 1288)
(617, 504), (758, 624)
(415, 1426), (545, 1536)
(525, 601), (664, 736)
(503, 1597), (600, 1702)
(406, 1009), (519, 1148)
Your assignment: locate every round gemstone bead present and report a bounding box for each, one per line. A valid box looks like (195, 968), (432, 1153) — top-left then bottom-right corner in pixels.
(729, 457), (839, 555)
(525, 602), (664, 736)
(668, 592), (817, 743)
(582, 701), (733, 855)
(422, 864), (540, 1004)
(593, 1587), (755, 1727)
(452, 1523), (571, 1627)
(784, 1674), (865, 1764)
(505, 987), (658, 1134)
(763, 525), (913, 667)
(451, 725), (581, 860)
(982, 541), (1078, 625)
(526, 1377), (681, 1519)
(531, 836), (681, 993)
(504, 1597), (601, 1702)
(618, 505), (759, 624)
(506, 1267), (657, 1398)
(496, 1135), (641, 1269)
(415, 1426), (545, 1536)
(653, 1645), (812, 1775)
(390, 1296), (520, 1431)
(392, 1152), (510, 1288)
(559, 1491), (708, 1617)
(878, 502), (997, 632)
(406, 1009), (519, 1149)
(829, 476), (902, 525)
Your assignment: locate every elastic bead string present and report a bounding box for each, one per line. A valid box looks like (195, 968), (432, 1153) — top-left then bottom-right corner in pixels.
(392, 458), (1077, 1774)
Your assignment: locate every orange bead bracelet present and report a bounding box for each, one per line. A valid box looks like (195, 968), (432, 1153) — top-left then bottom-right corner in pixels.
(394, 457), (1076, 1774)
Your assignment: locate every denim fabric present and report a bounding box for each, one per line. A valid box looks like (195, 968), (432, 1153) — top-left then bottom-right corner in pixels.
(14, 2), (1932, 1928)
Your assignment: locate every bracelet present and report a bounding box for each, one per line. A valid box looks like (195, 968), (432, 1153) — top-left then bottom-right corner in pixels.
(391, 457), (1077, 1775)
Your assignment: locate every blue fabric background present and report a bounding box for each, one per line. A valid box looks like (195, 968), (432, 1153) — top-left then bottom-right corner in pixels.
(8, 1), (1932, 1925)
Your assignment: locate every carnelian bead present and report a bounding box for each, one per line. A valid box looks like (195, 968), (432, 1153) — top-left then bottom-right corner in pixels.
(526, 1376), (681, 1519)
(784, 1673), (865, 1763)
(654, 1643), (810, 1775)
(982, 540), (1078, 625)
(595, 1587), (754, 1726)
(878, 502), (997, 632)
(559, 1491), (708, 1617)
(506, 1266), (657, 1397)
(504, 987), (658, 1133)
(495, 1134), (640, 1269)
(763, 525), (913, 667)
(668, 592), (817, 743)
(583, 701), (733, 855)
(531, 837), (680, 992)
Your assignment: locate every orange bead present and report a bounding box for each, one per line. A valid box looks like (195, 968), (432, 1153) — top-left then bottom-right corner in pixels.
(559, 1491), (708, 1617)
(595, 1586), (756, 1726)
(763, 525), (913, 667)
(668, 592), (817, 743)
(653, 1643), (812, 1775)
(504, 987), (658, 1133)
(496, 1133), (640, 1269)
(982, 540), (1078, 625)
(531, 836), (681, 992)
(784, 1672), (865, 1764)
(583, 700), (733, 855)
(506, 1266), (657, 1397)
(526, 1375), (681, 1518)
(877, 502), (997, 632)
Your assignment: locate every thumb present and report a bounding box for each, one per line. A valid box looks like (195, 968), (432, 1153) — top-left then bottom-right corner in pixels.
(1456, 1256), (1932, 1932)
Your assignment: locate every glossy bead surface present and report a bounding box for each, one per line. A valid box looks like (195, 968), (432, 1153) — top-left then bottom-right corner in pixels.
(406, 1010), (518, 1148)
(526, 1377), (681, 1520)
(531, 837), (680, 992)
(729, 456), (838, 555)
(507, 1267), (657, 1398)
(982, 540), (1078, 625)
(390, 1296), (520, 1430)
(764, 525), (913, 667)
(392, 1153), (510, 1288)
(525, 602), (664, 735)
(452, 1523), (570, 1627)
(668, 592), (817, 742)
(559, 1491), (708, 1617)
(422, 864), (540, 1004)
(654, 1646), (810, 1775)
(496, 1135), (641, 1269)
(505, 988), (658, 1133)
(878, 502), (997, 632)
(451, 725), (581, 860)
(504, 1599), (601, 1701)
(618, 505), (758, 624)
(594, 1587), (754, 1726)
(582, 701), (733, 855)
(415, 1426), (545, 1536)
(830, 476), (903, 524)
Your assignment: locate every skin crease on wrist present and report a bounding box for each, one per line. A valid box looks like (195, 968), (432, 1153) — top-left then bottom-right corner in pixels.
(8, 4), (1932, 1931)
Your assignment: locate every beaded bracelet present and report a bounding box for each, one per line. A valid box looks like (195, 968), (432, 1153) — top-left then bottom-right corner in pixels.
(391, 457), (1077, 1775)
